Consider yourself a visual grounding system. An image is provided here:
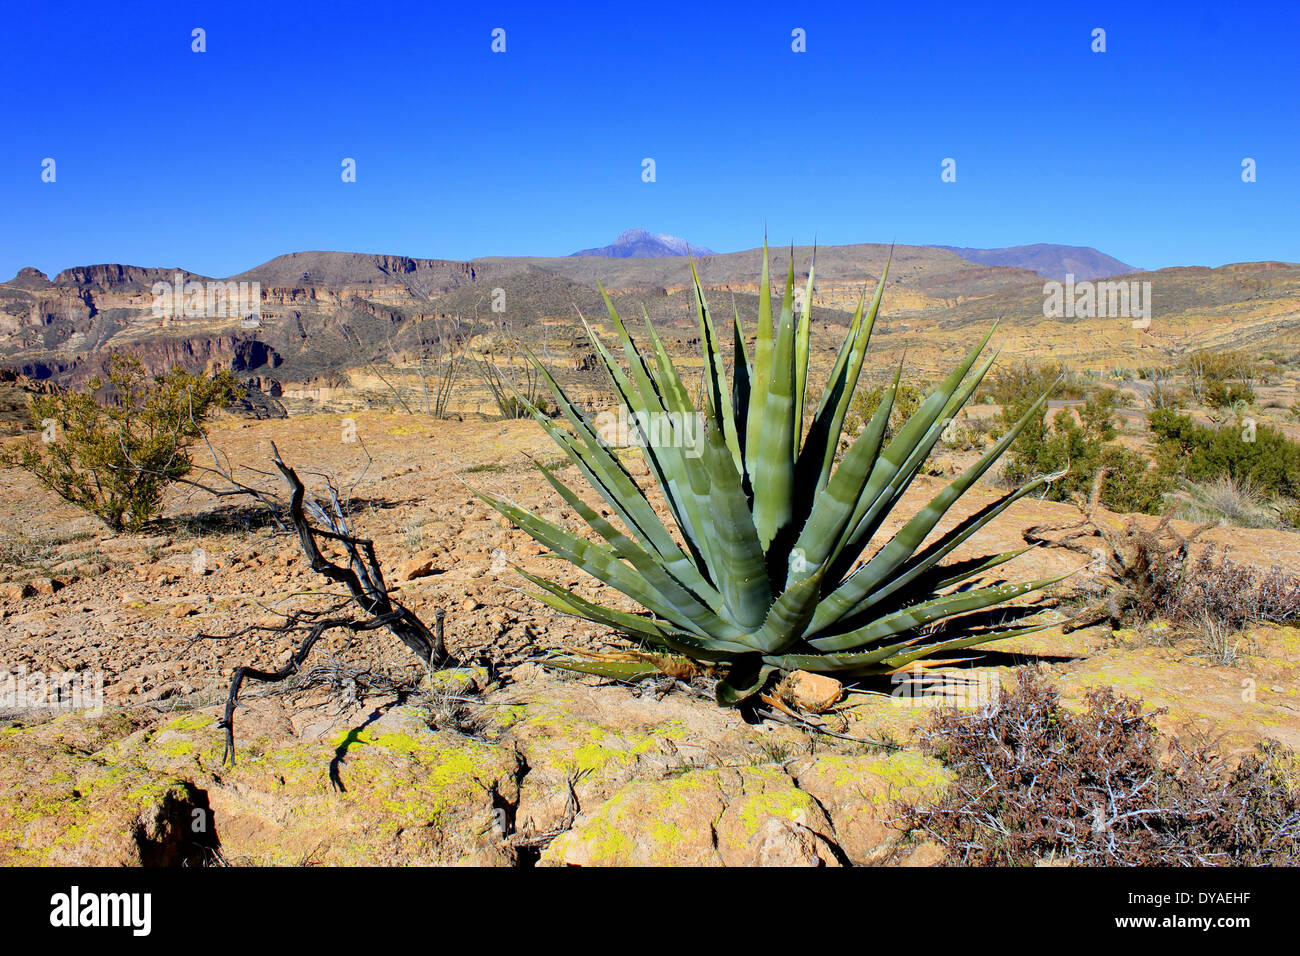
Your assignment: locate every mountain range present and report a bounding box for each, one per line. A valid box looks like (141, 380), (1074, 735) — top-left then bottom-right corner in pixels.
(936, 244), (1139, 281)
(570, 229), (715, 258)
(1, 239), (1295, 405)
(569, 232), (1138, 283)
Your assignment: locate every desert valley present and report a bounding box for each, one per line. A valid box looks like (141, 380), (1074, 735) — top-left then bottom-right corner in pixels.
(1, 234), (1298, 867)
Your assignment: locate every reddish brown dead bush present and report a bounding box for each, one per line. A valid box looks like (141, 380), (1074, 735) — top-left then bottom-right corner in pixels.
(905, 669), (1300, 866)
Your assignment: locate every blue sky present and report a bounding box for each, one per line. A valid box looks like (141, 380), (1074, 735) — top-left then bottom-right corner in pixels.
(2, 0), (1297, 279)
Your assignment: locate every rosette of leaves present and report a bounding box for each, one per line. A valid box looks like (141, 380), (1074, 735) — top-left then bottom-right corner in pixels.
(477, 244), (1065, 705)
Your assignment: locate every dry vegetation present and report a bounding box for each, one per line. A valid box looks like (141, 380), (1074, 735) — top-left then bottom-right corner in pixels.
(906, 669), (1300, 866)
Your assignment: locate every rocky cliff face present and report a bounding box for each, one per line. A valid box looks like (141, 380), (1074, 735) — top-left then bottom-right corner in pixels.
(0, 251), (496, 389)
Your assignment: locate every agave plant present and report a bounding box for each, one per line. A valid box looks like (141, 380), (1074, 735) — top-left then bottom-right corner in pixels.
(477, 243), (1067, 705)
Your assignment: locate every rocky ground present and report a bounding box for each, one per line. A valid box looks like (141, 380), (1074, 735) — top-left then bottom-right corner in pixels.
(2, 412), (1298, 866)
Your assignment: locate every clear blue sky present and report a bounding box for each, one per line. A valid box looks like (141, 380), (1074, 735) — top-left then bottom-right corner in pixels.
(2, 0), (1297, 279)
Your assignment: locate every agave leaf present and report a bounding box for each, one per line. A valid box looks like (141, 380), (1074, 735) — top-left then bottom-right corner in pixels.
(743, 239), (775, 481)
(792, 247), (815, 428)
(716, 660), (777, 707)
(543, 658), (664, 681)
(701, 415), (771, 629)
(514, 551), (753, 661)
(689, 257), (743, 473)
(827, 348), (999, 584)
(909, 547), (1034, 597)
(516, 568), (672, 642)
(751, 257), (799, 553)
(796, 249), (891, 508)
(875, 617), (1064, 671)
(531, 459), (729, 618)
(516, 357), (699, 576)
(584, 309), (717, 576)
(813, 390), (1053, 635)
(766, 613), (1063, 675)
(830, 333), (997, 562)
(578, 317), (684, 512)
(593, 380), (716, 577)
(740, 565), (828, 655)
(476, 488), (747, 642)
(809, 571), (1072, 653)
(787, 364), (899, 587)
(850, 478), (1049, 617)
(639, 308), (695, 418)
(732, 302), (752, 467)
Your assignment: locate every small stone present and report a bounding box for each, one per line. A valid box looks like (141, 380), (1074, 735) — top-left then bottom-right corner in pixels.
(398, 552), (440, 582)
(0, 582), (35, 601)
(778, 670), (843, 714)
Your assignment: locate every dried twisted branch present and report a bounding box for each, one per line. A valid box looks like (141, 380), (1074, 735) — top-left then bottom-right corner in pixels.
(213, 443), (450, 763)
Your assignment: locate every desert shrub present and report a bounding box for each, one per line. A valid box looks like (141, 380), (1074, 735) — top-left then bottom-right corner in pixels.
(1164, 545), (1300, 628)
(846, 380), (927, 440)
(1133, 365), (1189, 410)
(2, 355), (240, 531)
(1181, 347), (1256, 403)
(1178, 476), (1276, 529)
(1144, 381), (1189, 409)
(1093, 444), (1176, 514)
(1079, 388), (1119, 440)
(1149, 408), (1300, 498)
(905, 669), (1300, 865)
(936, 414), (985, 451)
(1002, 390), (1173, 514)
(1137, 365), (1174, 381)
(976, 358), (1085, 407)
(1204, 378), (1256, 409)
(1026, 502), (1300, 631)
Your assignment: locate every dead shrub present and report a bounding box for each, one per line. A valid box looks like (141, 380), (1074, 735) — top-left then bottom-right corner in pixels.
(1024, 472), (1300, 632)
(905, 669), (1300, 865)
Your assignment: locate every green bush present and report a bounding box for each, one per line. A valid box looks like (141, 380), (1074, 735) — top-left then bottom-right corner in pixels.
(1204, 378), (1255, 409)
(1181, 348), (1255, 404)
(846, 380), (927, 440)
(1002, 387), (1172, 514)
(3, 355), (240, 531)
(1148, 408), (1300, 499)
(975, 358), (1084, 407)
